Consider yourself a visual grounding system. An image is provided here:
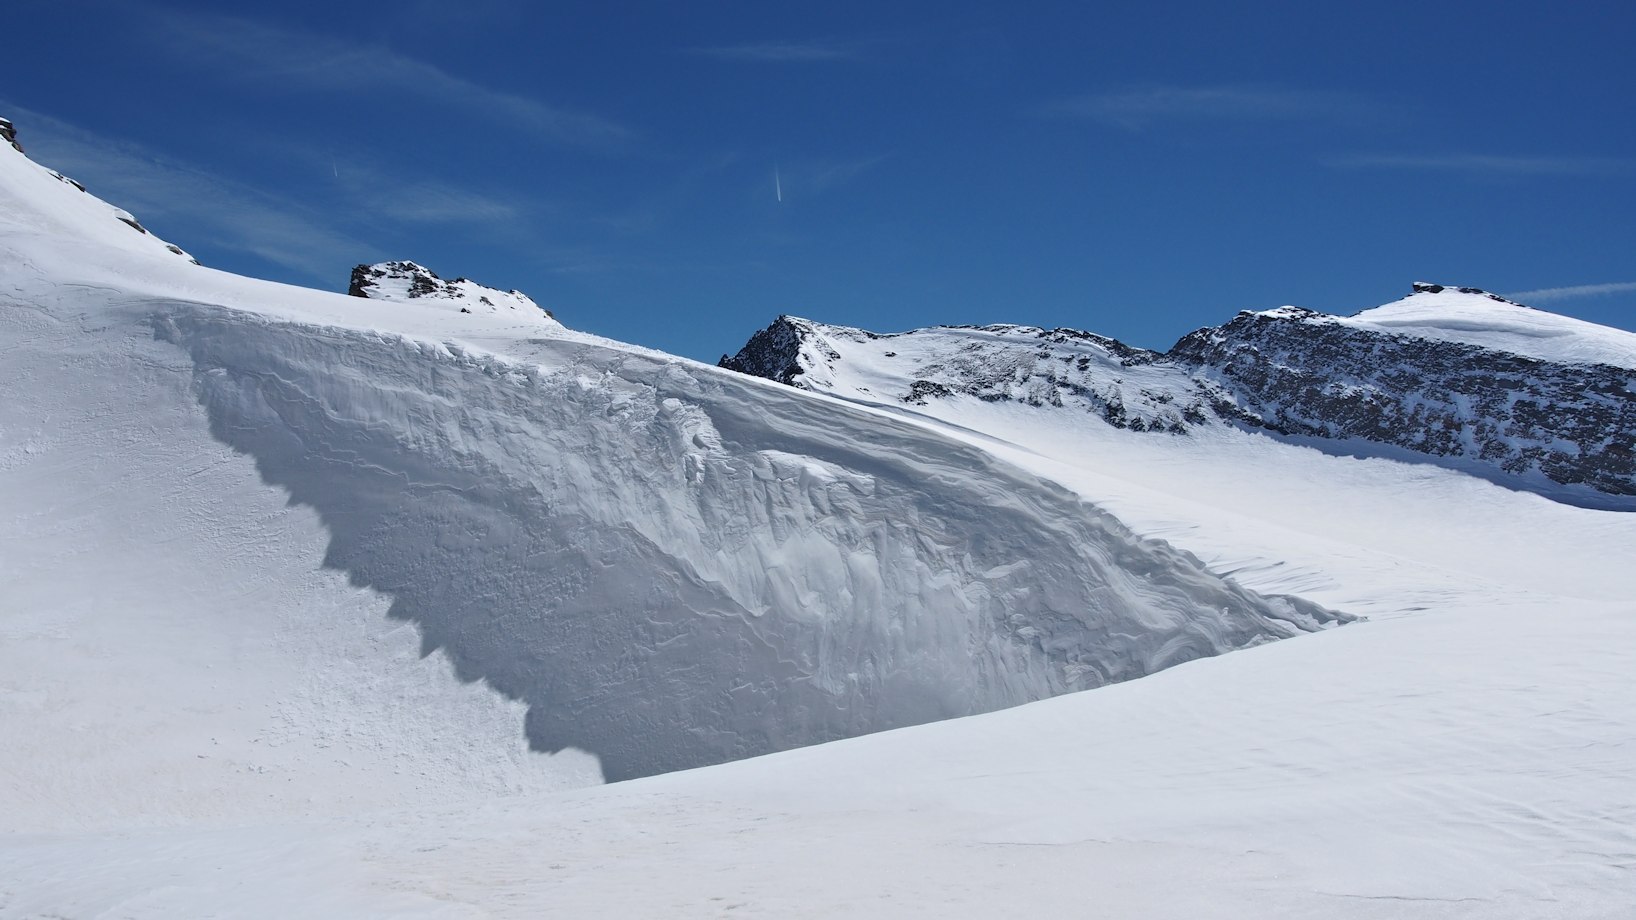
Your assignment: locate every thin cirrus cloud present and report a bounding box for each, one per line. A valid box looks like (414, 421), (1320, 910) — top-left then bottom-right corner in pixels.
(1042, 84), (1377, 129)
(5, 104), (376, 281)
(8, 105), (597, 282)
(1509, 282), (1636, 303)
(282, 146), (525, 225)
(141, 7), (634, 150)
(686, 40), (859, 63)
(800, 154), (891, 195)
(1332, 153), (1635, 177)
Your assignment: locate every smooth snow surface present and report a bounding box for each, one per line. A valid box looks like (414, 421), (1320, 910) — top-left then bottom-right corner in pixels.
(2, 121), (1633, 919)
(1326, 285), (1636, 369)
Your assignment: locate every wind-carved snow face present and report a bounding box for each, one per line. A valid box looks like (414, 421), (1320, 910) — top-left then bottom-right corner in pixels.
(156, 305), (1343, 781)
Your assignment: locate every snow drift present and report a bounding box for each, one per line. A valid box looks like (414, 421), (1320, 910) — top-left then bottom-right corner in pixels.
(0, 114), (1339, 799)
(5, 113), (1635, 920)
(155, 303), (1339, 781)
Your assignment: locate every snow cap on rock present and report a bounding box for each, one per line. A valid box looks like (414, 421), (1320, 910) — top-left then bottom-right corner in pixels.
(347, 260), (558, 325)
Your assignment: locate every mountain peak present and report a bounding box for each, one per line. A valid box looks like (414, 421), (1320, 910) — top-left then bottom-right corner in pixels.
(1343, 282), (1636, 369)
(347, 260), (558, 324)
(1408, 281), (1528, 307)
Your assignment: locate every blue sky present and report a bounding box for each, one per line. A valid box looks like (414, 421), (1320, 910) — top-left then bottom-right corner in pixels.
(5, 0), (1634, 360)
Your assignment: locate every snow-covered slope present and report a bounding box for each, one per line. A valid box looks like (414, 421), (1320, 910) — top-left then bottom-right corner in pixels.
(721, 317), (1206, 432)
(1337, 281), (1636, 369)
(4, 114), (1633, 919)
(0, 116), (195, 265)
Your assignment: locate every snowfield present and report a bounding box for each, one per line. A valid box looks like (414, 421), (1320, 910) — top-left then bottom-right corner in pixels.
(2, 117), (1634, 918)
(1333, 283), (1636, 370)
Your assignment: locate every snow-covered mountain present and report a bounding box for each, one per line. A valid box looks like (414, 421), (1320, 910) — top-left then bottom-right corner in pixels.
(4, 113), (1634, 919)
(722, 286), (1636, 502)
(348, 259), (557, 322)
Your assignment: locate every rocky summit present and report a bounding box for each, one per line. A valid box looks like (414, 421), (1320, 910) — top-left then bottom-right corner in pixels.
(348, 259), (557, 322)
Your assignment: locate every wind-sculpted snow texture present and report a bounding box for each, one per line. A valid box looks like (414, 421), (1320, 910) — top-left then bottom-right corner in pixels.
(158, 305), (1339, 781)
(722, 286), (1636, 502)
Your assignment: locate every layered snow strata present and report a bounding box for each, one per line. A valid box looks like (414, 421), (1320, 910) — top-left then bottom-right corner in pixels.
(157, 304), (1343, 781)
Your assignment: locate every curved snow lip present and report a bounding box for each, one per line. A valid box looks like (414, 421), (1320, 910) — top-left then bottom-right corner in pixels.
(1339, 286), (1636, 371)
(155, 302), (1349, 782)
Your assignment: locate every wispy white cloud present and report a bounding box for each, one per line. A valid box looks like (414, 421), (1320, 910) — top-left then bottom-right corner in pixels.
(6, 105), (375, 280)
(1509, 281), (1636, 303)
(794, 154), (891, 195)
(361, 183), (519, 224)
(1042, 84), (1375, 129)
(142, 8), (634, 150)
(280, 146), (525, 225)
(687, 40), (858, 63)
(1332, 153), (1635, 177)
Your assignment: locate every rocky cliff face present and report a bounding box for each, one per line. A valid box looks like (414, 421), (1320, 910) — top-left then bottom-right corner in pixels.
(720, 286), (1636, 501)
(717, 315), (827, 385)
(1169, 304), (1636, 497)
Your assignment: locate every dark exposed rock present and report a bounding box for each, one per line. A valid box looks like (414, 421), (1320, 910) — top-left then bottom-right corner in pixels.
(350, 261), (444, 299)
(0, 116), (21, 153)
(1168, 306), (1636, 497)
(347, 260), (557, 321)
(718, 316), (822, 385)
(905, 380), (954, 404)
(49, 170), (86, 192)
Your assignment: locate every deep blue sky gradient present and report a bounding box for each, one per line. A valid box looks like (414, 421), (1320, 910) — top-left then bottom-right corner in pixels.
(5, 0), (1634, 360)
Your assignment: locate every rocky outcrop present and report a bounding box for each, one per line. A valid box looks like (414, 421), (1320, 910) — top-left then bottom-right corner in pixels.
(0, 117), (22, 153)
(348, 260), (557, 323)
(719, 316), (855, 385)
(1169, 302), (1636, 497)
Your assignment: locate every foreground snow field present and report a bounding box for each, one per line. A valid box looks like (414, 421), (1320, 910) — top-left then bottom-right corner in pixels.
(2, 117), (1633, 918)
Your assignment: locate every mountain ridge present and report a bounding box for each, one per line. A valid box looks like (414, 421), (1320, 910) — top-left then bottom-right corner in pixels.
(721, 289), (1636, 500)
